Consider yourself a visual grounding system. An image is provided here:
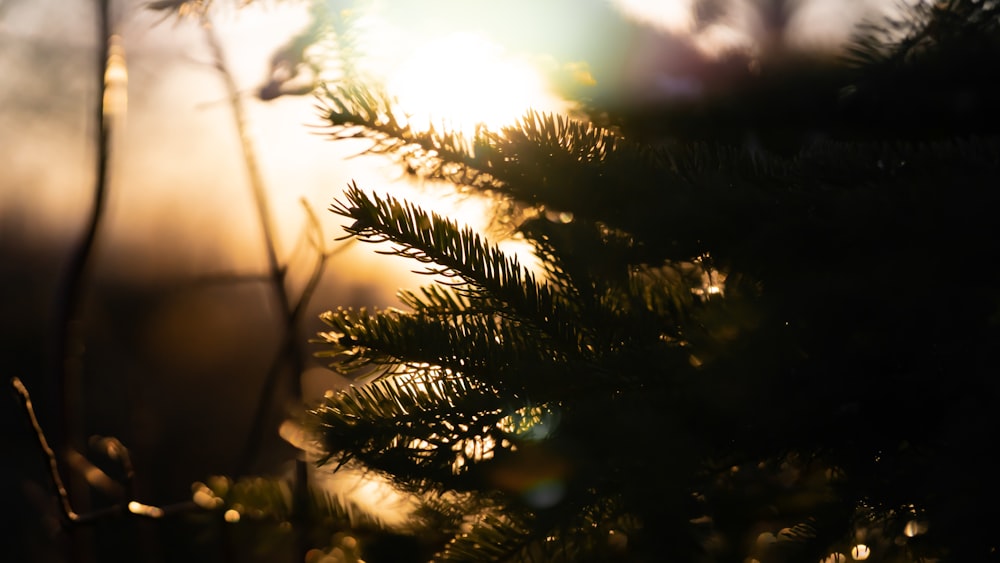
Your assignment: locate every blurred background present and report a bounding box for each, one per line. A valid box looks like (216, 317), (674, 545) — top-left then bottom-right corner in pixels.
(1, 0), (890, 561)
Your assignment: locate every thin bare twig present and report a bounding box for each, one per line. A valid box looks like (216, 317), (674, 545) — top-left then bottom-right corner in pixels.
(199, 15), (352, 470)
(237, 207), (352, 472)
(11, 377), (201, 527)
(11, 377), (79, 523)
(56, 0), (114, 420)
(291, 198), (355, 325)
(201, 16), (287, 302)
(46, 4), (117, 554)
(199, 13), (295, 471)
(200, 14), (312, 560)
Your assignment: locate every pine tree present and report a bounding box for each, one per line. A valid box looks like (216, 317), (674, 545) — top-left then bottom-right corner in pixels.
(304, 1), (1000, 561)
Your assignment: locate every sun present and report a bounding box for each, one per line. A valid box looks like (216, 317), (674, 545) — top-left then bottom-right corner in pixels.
(385, 31), (562, 137)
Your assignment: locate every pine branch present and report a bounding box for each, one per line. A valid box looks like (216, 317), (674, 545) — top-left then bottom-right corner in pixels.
(308, 373), (519, 491)
(433, 510), (543, 563)
(303, 2), (1000, 560)
(434, 496), (641, 563)
(318, 83), (500, 189)
(316, 306), (586, 393)
(319, 85), (808, 268)
(397, 284), (482, 317)
(330, 184), (588, 351)
(11, 377), (201, 526)
(190, 473), (393, 531)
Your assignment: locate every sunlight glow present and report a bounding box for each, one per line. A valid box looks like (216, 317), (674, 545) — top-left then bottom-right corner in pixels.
(498, 405), (560, 441)
(613, 0), (695, 33)
(310, 467), (419, 530)
(127, 501), (164, 518)
(904, 519), (928, 537)
(103, 34), (127, 120)
(387, 32), (560, 136)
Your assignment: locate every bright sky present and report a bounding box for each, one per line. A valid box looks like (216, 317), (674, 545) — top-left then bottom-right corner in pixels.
(0, 0), (895, 273)
(385, 31), (563, 136)
(330, 0), (886, 134)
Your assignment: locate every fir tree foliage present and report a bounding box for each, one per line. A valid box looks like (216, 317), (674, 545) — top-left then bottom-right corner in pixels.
(307, 1), (1000, 561)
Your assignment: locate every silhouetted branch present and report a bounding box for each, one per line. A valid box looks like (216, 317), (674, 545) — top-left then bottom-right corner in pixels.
(199, 14), (293, 468)
(11, 377), (78, 523)
(291, 198), (355, 324)
(200, 14), (326, 561)
(201, 16), (287, 299)
(57, 0), (114, 406)
(45, 4), (118, 552)
(11, 377), (201, 527)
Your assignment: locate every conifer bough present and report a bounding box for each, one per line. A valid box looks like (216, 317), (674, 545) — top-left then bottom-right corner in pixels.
(308, 2), (1000, 561)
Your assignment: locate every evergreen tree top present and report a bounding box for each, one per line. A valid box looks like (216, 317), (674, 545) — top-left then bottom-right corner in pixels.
(305, 1), (1000, 561)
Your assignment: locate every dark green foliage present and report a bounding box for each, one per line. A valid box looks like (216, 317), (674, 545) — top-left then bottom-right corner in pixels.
(309, 1), (1000, 561)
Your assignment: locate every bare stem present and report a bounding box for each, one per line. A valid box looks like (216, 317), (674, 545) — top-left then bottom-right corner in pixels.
(200, 16), (286, 297)
(53, 0), (113, 453)
(11, 377), (79, 523)
(200, 15), (309, 560)
(46, 5), (116, 553)
(199, 14), (295, 468)
(12, 377), (202, 527)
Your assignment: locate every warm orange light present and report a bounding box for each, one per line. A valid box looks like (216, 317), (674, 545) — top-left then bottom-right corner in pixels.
(387, 32), (562, 137)
(103, 34), (128, 120)
(128, 501), (165, 518)
(904, 519), (928, 537)
(310, 467), (419, 530)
